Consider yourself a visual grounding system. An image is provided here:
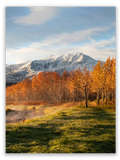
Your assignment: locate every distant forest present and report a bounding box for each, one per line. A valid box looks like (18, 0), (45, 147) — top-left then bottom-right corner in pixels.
(6, 57), (116, 108)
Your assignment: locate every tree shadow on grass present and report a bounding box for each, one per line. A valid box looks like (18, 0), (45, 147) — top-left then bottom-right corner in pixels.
(52, 107), (115, 153)
(58, 107), (115, 122)
(71, 139), (115, 153)
(6, 107), (115, 153)
(6, 122), (63, 153)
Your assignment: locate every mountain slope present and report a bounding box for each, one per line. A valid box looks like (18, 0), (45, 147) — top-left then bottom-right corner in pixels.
(6, 63), (26, 74)
(6, 53), (98, 83)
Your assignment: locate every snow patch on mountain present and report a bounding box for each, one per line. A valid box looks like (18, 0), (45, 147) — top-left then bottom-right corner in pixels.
(76, 54), (83, 62)
(6, 53), (98, 83)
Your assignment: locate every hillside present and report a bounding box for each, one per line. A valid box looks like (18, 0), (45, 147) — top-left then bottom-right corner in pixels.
(6, 53), (98, 83)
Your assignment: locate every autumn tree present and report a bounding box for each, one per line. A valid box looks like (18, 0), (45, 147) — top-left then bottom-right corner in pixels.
(61, 70), (70, 102)
(103, 57), (109, 105)
(20, 78), (32, 102)
(91, 61), (103, 105)
(35, 72), (44, 102)
(101, 57), (115, 105)
(32, 75), (37, 101)
(6, 85), (15, 102)
(111, 58), (116, 104)
(6, 56), (116, 106)
(52, 71), (62, 104)
(70, 69), (83, 102)
(70, 67), (91, 108)
(80, 67), (91, 108)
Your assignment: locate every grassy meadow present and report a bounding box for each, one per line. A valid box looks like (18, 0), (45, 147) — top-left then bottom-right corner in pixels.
(6, 103), (115, 153)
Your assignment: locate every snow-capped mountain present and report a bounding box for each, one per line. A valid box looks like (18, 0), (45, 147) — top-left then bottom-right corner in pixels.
(6, 53), (98, 83)
(6, 62), (28, 74)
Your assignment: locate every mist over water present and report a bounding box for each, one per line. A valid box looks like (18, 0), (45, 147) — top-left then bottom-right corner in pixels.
(6, 107), (45, 124)
(6, 103), (74, 124)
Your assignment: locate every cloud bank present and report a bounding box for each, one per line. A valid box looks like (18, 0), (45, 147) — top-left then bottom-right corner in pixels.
(6, 27), (115, 64)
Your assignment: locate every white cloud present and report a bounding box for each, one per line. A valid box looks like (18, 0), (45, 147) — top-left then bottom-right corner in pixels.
(90, 36), (115, 48)
(89, 36), (96, 43)
(36, 27), (108, 45)
(68, 45), (115, 61)
(6, 27), (115, 64)
(14, 7), (58, 25)
(6, 37), (115, 64)
(6, 47), (50, 64)
(14, 59), (30, 64)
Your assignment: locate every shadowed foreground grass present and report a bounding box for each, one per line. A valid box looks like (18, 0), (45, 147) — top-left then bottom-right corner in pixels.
(6, 105), (115, 153)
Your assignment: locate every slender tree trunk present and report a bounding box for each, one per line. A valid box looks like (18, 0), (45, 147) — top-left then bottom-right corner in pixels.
(63, 83), (66, 103)
(79, 91), (81, 104)
(97, 90), (100, 105)
(84, 86), (88, 108)
(73, 90), (75, 102)
(105, 88), (107, 105)
(112, 91), (114, 104)
(102, 91), (104, 106)
(59, 95), (62, 105)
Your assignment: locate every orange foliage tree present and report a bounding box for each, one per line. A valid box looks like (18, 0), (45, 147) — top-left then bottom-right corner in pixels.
(91, 61), (103, 105)
(6, 56), (116, 107)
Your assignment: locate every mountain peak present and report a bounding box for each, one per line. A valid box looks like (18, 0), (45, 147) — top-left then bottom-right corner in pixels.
(74, 52), (83, 55)
(49, 54), (55, 57)
(6, 53), (98, 83)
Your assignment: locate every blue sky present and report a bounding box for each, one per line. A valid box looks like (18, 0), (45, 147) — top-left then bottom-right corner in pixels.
(6, 6), (116, 64)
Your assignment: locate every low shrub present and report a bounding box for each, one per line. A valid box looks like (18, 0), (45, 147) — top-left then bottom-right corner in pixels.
(90, 101), (97, 107)
(6, 108), (12, 113)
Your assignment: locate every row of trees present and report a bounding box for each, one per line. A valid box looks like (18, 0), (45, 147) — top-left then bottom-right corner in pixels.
(6, 57), (116, 107)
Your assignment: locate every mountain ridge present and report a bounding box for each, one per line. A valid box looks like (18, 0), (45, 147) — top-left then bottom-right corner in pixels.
(6, 53), (98, 83)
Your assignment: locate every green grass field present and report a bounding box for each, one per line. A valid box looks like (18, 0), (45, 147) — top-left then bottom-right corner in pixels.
(6, 104), (115, 153)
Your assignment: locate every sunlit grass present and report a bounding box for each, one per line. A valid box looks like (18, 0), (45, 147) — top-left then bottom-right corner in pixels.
(6, 104), (115, 153)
